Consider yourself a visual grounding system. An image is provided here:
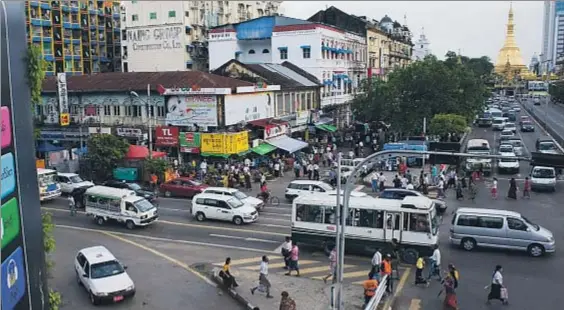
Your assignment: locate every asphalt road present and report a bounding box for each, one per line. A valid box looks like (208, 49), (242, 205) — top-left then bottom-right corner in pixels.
(394, 101), (564, 310)
(50, 226), (244, 310)
(523, 97), (564, 144)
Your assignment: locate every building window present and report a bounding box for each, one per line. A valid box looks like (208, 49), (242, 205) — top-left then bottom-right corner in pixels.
(262, 49), (269, 54)
(113, 106), (121, 116)
(235, 52), (240, 60)
(249, 49), (256, 54)
(276, 93), (283, 115)
(302, 47), (311, 59)
(148, 106), (155, 117)
(185, 11), (189, 17)
(280, 49), (288, 60)
(150, 12), (157, 19)
(132, 106), (141, 117)
(186, 62), (193, 69)
(131, 14), (138, 21)
(157, 106), (165, 117)
(125, 106), (133, 116)
(168, 10), (176, 18)
(104, 105), (111, 116)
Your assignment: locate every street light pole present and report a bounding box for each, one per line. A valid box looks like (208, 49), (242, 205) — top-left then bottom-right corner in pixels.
(333, 154), (342, 309)
(130, 88), (153, 159)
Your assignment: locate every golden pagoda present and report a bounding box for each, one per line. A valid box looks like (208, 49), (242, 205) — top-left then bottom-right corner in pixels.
(494, 3), (531, 78)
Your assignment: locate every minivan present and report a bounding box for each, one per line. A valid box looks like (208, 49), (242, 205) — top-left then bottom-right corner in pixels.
(450, 208), (555, 257)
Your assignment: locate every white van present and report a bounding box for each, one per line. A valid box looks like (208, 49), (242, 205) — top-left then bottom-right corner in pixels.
(192, 193), (258, 225)
(84, 186), (158, 229)
(450, 208), (555, 257)
(530, 166), (557, 192)
(492, 117), (507, 131)
(57, 173), (94, 195)
(201, 187), (264, 211)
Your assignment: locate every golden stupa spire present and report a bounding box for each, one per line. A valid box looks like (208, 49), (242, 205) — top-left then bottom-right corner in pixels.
(494, 2), (528, 74)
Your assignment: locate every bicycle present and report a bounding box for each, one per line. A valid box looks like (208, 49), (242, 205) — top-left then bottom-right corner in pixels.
(256, 191), (280, 207)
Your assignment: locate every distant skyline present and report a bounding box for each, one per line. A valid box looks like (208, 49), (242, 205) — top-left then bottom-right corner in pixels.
(279, 1), (542, 64)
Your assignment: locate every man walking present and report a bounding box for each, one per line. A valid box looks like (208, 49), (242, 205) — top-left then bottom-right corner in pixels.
(251, 256), (273, 298)
(285, 243), (300, 276)
(427, 244), (442, 281)
(279, 291), (297, 310)
(281, 237), (292, 269)
(68, 193), (76, 216)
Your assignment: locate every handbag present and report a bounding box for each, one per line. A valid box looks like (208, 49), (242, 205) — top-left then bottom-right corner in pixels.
(500, 287), (508, 300)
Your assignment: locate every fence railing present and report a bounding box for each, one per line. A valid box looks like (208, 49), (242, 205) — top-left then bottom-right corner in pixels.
(364, 274), (389, 310)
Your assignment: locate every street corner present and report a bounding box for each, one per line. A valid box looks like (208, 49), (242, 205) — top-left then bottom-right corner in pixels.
(50, 226), (241, 310)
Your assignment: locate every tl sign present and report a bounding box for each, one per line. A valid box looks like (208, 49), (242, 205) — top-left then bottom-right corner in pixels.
(155, 126), (179, 146)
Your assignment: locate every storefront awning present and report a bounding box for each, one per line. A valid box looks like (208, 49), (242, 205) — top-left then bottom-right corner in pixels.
(315, 117), (333, 125)
(266, 135), (308, 153)
(201, 153), (229, 158)
(36, 141), (65, 152)
(125, 145), (166, 160)
(315, 124), (337, 132)
(251, 143), (277, 155)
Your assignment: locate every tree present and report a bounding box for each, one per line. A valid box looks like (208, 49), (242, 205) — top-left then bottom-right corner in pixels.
(428, 113), (468, 137)
(145, 158), (170, 177)
(350, 78), (394, 124)
(26, 45), (46, 110)
(85, 134), (130, 181)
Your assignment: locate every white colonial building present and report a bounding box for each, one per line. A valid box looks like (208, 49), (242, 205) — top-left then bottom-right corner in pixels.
(208, 16), (367, 127)
(120, 0), (281, 72)
(412, 28), (431, 61)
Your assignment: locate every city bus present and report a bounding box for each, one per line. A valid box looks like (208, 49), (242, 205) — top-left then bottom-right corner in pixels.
(37, 168), (62, 201)
(291, 193), (439, 264)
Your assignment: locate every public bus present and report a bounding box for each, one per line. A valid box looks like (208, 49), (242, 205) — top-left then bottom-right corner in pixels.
(291, 193), (439, 264)
(37, 168), (62, 201)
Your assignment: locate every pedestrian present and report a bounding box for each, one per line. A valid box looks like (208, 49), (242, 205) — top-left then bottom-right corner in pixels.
(362, 274), (379, 306)
(427, 244), (442, 281)
(455, 181), (464, 200)
(322, 245), (337, 284)
(523, 176), (531, 199)
(491, 177), (498, 199)
(378, 172), (386, 192)
(393, 175), (402, 188)
(414, 255), (428, 286)
(437, 177), (446, 198)
(371, 173), (379, 192)
(486, 265), (508, 305)
(285, 243), (300, 276)
(441, 266), (458, 310)
(371, 248), (382, 274)
(68, 193), (76, 216)
(307, 162), (313, 180)
(220, 257), (239, 289)
(313, 162), (320, 181)
(244, 172), (252, 192)
(281, 236), (292, 269)
(431, 165), (438, 184)
(381, 254), (393, 293)
(508, 177), (517, 199)
(279, 291), (297, 310)
(274, 161), (281, 178)
(251, 256), (273, 298)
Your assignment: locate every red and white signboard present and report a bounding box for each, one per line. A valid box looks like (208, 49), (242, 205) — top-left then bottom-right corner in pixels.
(264, 123), (289, 140)
(155, 126), (179, 146)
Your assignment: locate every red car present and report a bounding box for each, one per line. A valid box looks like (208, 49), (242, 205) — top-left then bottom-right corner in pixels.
(160, 177), (208, 198)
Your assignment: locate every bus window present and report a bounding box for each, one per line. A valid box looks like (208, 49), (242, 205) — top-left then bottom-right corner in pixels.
(356, 209), (384, 228)
(296, 204), (323, 223)
(386, 213), (401, 230)
(324, 206), (336, 224)
(407, 213), (430, 233)
(87, 195), (97, 204)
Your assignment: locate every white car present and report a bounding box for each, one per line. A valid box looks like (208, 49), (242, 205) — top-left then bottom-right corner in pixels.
(500, 129), (515, 139)
(192, 193), (258, 225)
(492, 117), (507, 130)
(498, 144), (515, 156)
(75, 246), (135, 305)
(202, 187), (264, 211)
(507, 139), (525, 156)
(57, 173), (94, 195)
(498, 154), (520, 174)
(503, 122), (517, 133)
(285, 180), (334, 201)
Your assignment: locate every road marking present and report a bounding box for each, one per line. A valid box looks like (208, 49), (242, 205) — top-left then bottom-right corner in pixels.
(42, 207), (287, 237)
(259, 212), (291, 218)
(98, 231), (217, 287)
(522, 101), (564, 152)
(209, 234), (280, 244)
(219, 256), (283, 267)
(256, 223), (288, 228)
(242, 262), (288, 270)
(257, 216), (291, 222)
(382, 267), (412, 310)
(55, 224), (278, 254)
(409, 299), (421, 310)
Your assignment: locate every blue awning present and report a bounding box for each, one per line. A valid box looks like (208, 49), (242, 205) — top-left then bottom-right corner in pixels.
(278, 46), (288, 50)
(300, 45), (311, 49)
(36, 141), (65, 152)
(73, 146), (88, 155)
(266, 135), (308, 153)
(185, 25), (191, 30)
(235, 51), (242, 55)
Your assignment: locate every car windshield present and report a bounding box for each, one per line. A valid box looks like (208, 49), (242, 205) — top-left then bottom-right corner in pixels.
(522, 216), (540, 231)
(38, 173), (57, 187)
(501, 131), (512, 136)
(128, 183), (142, 190)
(233, 191), (248, 200)
(90, 260), (125, 279)
(493, 119), (503, 124)
(227, 198), (244, 208)
(500, 158), (518, 163)
(430, 208), (439, 236)
(522, 121), (532, 126)
(133, 198), (155, 212)
(506, 123), (515, 127)
(509, 140), (522, 147)
(70, 175), (84, 183)
(532, 168), (555, 178)
(500, 146), (513, 153)
(539, 143), (555, 151)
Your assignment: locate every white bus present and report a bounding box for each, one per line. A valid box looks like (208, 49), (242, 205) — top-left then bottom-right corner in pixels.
(291, 193), (439, 264)
(37, 168), (62, 201)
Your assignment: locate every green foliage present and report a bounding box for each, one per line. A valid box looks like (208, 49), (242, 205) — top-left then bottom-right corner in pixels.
(26, 45), (46, 108)
(85, 134), (130, 180)
(145, 158), (170, 175)
(352, 55), (490, 134)
(429, 114), (468, 136)
(42, 212), (62, 309)
(49, 289), (62, 310)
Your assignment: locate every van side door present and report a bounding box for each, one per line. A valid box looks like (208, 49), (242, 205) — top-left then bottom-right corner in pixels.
(124, 202), (138, 219)
(477, 216), (506, 246)
(506, 217), (531, 249)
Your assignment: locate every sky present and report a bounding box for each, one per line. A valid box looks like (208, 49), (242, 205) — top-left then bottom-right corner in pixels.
(279, 1), (542, 65)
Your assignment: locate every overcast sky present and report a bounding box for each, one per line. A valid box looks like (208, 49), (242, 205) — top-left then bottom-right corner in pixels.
(279, 1), (542, 64)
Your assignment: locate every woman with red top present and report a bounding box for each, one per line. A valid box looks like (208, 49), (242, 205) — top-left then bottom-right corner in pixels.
(523, 177), (531, 199)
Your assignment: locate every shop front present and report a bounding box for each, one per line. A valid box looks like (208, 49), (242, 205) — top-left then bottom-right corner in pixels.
(154, 126), (179, 159)
(116, 127), (146, 144)
(248, 118), (308, 154)
(200, 131), (250, 159)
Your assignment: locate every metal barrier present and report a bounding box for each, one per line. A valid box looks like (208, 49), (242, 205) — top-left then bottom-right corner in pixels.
(364, 274), (389, 310)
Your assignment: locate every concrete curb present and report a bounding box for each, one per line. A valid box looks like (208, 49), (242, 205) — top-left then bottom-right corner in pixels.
(521, 101), (564, 153)
(210, 267), (256, 310)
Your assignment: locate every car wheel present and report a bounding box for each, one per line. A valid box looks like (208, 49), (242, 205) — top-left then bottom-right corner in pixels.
(233, 216), (243, 225)
(461, 238), (476, 251)
(164, 191), (172, 197)
(89, 291), (99, 305)
(125, 220), (135, 230)
(195, 212), (206, 222)
(95, 216), (105, 226)
(528, 243), (545, 257)
(401, 248), (419, 265)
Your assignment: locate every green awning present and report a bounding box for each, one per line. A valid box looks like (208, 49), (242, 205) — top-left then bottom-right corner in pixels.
(251, 143), (277, 155)
(316, 124), (337, 132)
(236, 149), (251, 157)
(200, 153), (229, 158)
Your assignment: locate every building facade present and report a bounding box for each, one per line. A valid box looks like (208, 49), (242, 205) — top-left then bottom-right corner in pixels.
(120, 0), (281, 72)
(208, 16), (366, 127)
(541, 0), (564, 72)
(412, 29), (431, 61)
(25, 1), (123, 76)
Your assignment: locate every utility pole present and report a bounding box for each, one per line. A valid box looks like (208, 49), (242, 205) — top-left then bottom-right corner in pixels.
(147, 83), (153, 159)
(333, 153), (342, 309)
(421, 117), (426, 168)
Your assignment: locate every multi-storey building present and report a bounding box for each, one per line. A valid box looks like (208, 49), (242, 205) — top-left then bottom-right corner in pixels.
(412, 28), (431, 61)
(25, 1), (123, 76)
(541, 0), (564, 72)
(120, 0), (281, 72)
(208, 15), (367, 127)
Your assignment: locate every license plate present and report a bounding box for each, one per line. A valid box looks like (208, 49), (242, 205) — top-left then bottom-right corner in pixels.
(113, 296), (124, 302)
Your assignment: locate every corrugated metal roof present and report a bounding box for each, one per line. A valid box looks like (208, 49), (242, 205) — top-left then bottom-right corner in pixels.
(259, 64), (318, 87)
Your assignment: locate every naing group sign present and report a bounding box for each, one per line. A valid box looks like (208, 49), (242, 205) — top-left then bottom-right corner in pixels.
(201, 132), (249, 155)
(127, 25), (183, 51)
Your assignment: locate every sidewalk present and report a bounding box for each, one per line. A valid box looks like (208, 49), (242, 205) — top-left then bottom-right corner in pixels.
(211, 267), (365, 310)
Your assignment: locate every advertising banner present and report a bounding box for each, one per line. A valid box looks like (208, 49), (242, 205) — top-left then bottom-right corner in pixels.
(224, 92), (274, 125)
(179, 132), (201, 153)
(165, 95), (218, 127)
(57, 73), (69, 126)
(200, 132), (249, 155)
(155, 126), (179, 146)
(201, 133), (225, 154)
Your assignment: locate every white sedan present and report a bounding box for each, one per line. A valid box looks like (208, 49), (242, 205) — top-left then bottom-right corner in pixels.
(503, 122), (517, 133)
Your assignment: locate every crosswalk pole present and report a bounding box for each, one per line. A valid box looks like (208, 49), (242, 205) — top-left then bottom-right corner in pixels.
(334, 154), (343, 309)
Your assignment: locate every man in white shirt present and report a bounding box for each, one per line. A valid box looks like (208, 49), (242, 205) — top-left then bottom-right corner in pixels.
(437, 177), (446, 198)
(313, 163), (320, 180)
(378, 172), (387, 192)
(251, 256), (273, 298)
(406, 182), (415, 190)
(274, 162), (281, 177)
(281, 237), (292, 269)
(244, 157), (251, 167)
(371, 249), (382, 273)
(200, 160), (207, 174)
(427, 245), (442, 281)
(348, 150), (354, 158)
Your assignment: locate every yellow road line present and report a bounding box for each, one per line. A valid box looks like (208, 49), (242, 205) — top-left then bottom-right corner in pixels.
(383, 267), (412, 310)
(99, 231), (217, 287)
(285, 265), (351, 275)
(241, 262), (288, 270)
(409, 299), (421, 310)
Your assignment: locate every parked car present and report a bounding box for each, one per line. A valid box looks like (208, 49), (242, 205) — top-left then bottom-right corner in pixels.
(160, 177), (208, 198)
(103, 180), (156, 202)
(57, 173), (94, 195)
(520, 121), (535, 132)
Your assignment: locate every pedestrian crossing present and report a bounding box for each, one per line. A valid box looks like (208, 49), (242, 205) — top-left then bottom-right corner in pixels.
(213, 255), (373, 285)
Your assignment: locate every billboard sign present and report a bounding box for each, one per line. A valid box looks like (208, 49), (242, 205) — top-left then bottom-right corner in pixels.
(155, 126), (179, 146)
(57, 73), (69, 126)
(165, 95), (218, 127)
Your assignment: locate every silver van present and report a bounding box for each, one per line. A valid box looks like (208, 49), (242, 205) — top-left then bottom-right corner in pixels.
(450, 208), (555, 257)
